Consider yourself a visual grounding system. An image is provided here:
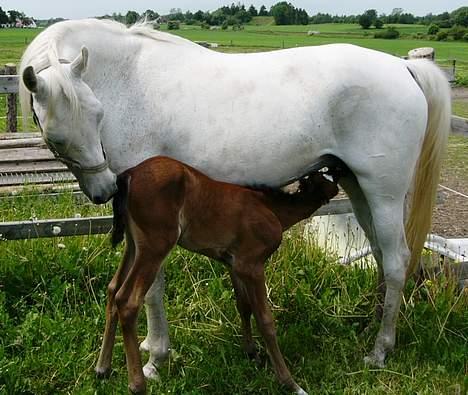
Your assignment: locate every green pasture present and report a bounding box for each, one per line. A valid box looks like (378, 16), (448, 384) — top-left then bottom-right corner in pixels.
(0, 191), (466, 394)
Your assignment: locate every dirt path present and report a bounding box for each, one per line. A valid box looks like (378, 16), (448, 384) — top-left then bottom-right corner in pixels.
(431, 88), (468, 238)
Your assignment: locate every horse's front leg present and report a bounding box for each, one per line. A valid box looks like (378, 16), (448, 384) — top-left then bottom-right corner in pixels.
(139, 267), (170, 380)
(96, 240), (135, 378)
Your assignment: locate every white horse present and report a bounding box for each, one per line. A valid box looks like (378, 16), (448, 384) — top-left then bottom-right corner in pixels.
(19, 19), (450, 394)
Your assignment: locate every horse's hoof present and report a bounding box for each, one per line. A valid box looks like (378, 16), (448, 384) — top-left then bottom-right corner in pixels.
(364, 353), (385, 368)
(295, 387), (308, 395)
(128, 382), (146, 395)
(95, 367), (111, 379)
(246, 350), (261, 366)
(143, 362), (160, 381)
(139, 338), (150, 352)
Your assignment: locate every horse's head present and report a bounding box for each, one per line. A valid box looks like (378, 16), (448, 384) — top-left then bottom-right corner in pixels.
(21, 47), (117, 204)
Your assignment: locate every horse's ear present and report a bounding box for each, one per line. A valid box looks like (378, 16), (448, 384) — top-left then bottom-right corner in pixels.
(22, 66), (47, 95)
(71, 46), (89, 77)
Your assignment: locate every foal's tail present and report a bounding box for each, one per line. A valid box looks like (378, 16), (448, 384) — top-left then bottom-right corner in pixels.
(111, 173), (130, 248)
(405, 60), (451, 276)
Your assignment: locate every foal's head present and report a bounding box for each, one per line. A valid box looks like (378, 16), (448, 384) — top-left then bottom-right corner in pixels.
(299, 172), (339, 205)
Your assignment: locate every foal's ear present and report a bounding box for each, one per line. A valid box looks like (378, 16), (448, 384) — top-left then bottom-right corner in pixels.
(71, 46), (89, 77)
(22, 66), (47, 96)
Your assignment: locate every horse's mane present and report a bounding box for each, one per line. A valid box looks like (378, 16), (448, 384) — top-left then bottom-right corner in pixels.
(19, 19), (195, 127)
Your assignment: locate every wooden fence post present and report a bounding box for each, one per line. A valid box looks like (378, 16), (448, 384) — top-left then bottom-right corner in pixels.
(5, 63), (17, 133)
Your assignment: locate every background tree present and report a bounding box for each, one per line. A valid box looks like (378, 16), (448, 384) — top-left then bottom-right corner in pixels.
(143, 9), (159, 20)
(374, 18), (383, 29)
(125, 11), (139, 25)
(427, 23), (440, 35)
(248, 5), (258, 17)
(358, 13), (373, 29)
(258, 5), (268, 16)
(453, 6), (468, 27)
(270, 2), (308, 25)
(0, 7), (8, 25)
(7, 10), (24, 24)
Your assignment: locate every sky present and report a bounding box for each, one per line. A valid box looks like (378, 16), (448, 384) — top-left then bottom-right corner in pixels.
(0, 0), (465, 20)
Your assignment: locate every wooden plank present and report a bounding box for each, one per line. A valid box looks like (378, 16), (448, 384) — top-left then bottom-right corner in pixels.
(0, 132), (42, 140)
(0, 160), (67, 173)
(0, 216), (113, 240)
(0, 137), (45, 149)
(0, 172), (76, 186)
(0, 182), (80, 196)
(0, 75), (19, 94)
(1, 147), (56, 162)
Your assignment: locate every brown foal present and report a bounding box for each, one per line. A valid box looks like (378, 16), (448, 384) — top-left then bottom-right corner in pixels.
(96, 156), (338, 394)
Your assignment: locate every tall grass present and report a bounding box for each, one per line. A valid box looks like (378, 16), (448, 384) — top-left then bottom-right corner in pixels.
(0, 194), (466, 393)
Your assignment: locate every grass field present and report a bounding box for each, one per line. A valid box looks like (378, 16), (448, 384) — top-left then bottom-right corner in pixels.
(0, 193), (466, 394)
(0, 22), (467, 394)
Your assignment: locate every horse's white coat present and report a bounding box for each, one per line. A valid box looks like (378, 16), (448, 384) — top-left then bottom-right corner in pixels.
(19, 19), (451, 382)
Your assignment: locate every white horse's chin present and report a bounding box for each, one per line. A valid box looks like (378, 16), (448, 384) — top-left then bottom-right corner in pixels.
(80, 170), (117, 204)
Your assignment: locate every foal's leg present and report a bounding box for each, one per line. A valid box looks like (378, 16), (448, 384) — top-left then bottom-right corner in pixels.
(96, 236), (135, 378)
(233, 259), (307, 395)
(116, 238), (175, 395)
(140, 266), (169, 380)
(229, 271), (258, 362)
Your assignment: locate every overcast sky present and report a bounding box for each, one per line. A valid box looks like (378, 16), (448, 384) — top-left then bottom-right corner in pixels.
(0, 1), (464, 20)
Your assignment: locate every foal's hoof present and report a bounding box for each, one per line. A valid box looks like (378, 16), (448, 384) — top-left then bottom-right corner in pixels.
(363, 353), (385, 369)
(143, 362), (160, 381)
(128, 382), (146, 395)
(95, 367), (111, 379)
(246, 350), (261, 366)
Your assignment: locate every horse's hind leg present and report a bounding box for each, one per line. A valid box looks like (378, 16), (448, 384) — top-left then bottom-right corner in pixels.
(140, 266), (169, 380)
(352, 178), (410, 367)
(229, 271), (258, 362)
(339, 174), (385, 318)
(233, 256), (307, 395)
(96, 233), (135, 378)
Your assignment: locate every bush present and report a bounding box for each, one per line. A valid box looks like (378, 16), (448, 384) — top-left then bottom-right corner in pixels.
(374, 27), (400, 39)
(448, 25), (467, 40)
(374, 18), (383, 29)
(201, 21), (210, 29)
(427, 23), (440, 35)
(464, 32), (468, 41)
(167, 20), (180, 30)
(436, 31), (448, 41)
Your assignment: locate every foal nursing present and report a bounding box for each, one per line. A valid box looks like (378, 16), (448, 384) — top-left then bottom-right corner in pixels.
(96, 156), (338, 394)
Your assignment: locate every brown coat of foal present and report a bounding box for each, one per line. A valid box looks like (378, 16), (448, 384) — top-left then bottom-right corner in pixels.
(96, 156), (338, 394)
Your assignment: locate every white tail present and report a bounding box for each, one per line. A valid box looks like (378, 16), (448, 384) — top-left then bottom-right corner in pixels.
(405, 59), (451, 276)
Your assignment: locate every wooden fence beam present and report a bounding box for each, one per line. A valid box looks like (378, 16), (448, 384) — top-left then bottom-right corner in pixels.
(0, 216), (113, 240)
(0, 75), (19, 94)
